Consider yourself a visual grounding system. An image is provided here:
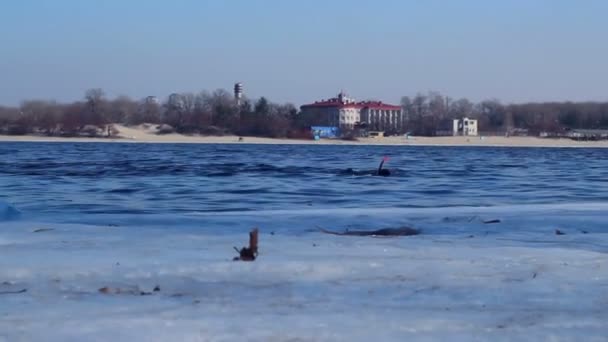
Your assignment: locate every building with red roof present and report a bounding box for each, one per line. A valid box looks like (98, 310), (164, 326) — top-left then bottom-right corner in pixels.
(300, 92), (404, 132)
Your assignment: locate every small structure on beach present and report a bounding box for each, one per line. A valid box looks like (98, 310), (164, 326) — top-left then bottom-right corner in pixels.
(453, 118), (478, 136)
(311, 126), (340, 139)
(368, 131), (385, 138)
(566, 129), (608, 141)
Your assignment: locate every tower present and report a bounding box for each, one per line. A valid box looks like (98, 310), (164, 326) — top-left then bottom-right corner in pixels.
(234, 82), (243, 106)
(144, 96), (159, 105)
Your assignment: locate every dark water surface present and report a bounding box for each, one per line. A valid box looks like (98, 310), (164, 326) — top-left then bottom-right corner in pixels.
(1, 142), (607, 229)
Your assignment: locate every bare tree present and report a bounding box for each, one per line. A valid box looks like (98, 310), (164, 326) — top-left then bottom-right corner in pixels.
(108, 96), (137, 124)
(0, 106), (20, 133)
(205, 89), (238, 131)
(59, 102), (86, 136)
(19, 100), (61, 135)
(133, 97), (162, 125)
(449, 98), (474, 119)
(4, 87), (608, 139)
(84, 88), (108, 127)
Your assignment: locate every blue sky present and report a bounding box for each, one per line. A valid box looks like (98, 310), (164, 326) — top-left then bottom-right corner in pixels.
(1, 0), (607, 106)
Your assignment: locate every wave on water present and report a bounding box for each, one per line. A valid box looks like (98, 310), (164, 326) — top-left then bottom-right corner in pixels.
(184, 201), (608, 217)
(36, 202), (608, 236)
(0, 200), (20, 221)
(2, 143), (608, 227)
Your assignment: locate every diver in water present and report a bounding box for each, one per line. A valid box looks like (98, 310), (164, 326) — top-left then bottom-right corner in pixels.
(375, 156), (391, 176)
(343, 156), (391, 176)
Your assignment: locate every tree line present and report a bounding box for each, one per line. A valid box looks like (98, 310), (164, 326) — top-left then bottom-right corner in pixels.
(1, 88), (608, 138)
(0, 88), (302, 138)
(401, 92), (608, 136)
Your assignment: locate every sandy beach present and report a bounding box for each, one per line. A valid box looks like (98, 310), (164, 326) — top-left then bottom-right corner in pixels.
(1, 124), (607, 148)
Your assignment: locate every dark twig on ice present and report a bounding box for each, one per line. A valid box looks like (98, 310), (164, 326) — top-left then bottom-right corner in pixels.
(33, 228), (54, 233)
(483, 219), (501, 224)
(318, 226), (420, 237)
(0, 289), (27, 295)
(233, 228), (259, 261)
(555, 229), (566, 235)
(98, 285), (159, 296)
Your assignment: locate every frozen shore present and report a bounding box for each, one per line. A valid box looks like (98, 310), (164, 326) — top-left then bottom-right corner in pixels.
(1, 204), (607, 341)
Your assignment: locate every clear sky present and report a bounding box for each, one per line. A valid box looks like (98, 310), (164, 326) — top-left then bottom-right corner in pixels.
(1, 0), (607, 106)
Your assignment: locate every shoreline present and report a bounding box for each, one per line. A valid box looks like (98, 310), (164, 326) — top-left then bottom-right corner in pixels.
(1, 124), (608, 148)
(0, 135), (608, 148)
(2, 134), (608, 148)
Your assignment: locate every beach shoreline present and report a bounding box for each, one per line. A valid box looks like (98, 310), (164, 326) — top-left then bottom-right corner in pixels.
(1, 124), (608, 148)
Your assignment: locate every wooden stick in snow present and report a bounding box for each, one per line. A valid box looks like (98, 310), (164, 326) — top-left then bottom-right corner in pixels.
(234, 228), (259, 261)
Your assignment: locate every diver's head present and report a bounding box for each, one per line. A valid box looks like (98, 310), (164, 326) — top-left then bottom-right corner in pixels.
(378, 169), (391, 177)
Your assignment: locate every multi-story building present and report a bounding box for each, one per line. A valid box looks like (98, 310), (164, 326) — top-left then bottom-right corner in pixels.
(453, 117), (478, 136)
(300, 92), (404, 132)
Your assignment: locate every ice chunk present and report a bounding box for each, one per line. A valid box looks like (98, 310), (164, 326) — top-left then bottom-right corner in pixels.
(0, 200), (20, 221)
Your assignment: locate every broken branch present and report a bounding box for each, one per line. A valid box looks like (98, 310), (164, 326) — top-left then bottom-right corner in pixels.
(233, 228), (259, 261)
(317, 226), (420, 237)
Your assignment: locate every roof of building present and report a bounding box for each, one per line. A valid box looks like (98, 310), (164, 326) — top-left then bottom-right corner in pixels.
(301, 93), (401, 111)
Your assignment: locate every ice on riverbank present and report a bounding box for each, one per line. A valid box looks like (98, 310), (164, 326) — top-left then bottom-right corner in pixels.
(1, 205), (607, 341)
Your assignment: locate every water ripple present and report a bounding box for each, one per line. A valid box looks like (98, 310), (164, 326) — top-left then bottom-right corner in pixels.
(1, 142), (607, 222)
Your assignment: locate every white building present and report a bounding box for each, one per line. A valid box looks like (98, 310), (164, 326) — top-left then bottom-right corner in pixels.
(453, 117), (478, 136)
(300, 92), (404, 131)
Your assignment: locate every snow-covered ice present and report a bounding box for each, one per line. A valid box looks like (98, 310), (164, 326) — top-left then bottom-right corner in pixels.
(1, 204), (607, 341)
